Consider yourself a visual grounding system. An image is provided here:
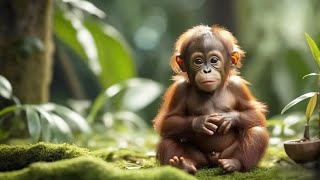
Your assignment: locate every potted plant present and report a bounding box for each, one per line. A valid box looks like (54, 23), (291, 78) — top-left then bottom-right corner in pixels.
(281, 33), (320, 163)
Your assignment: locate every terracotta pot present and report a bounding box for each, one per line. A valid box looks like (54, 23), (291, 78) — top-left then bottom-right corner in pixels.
(283, 139), (320, 163)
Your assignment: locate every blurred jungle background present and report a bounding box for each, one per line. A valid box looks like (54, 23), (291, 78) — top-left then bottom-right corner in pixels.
(1, 0), (320, 179)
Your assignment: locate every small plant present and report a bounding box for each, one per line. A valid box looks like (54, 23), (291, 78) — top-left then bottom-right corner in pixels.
(281, 33), (320, 141)
(0, 75), (90, 143)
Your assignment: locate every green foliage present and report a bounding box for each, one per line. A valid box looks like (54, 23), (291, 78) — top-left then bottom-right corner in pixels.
(306, 93), (317, 121)
(84, 21), (135, 88)
(87, 78), (163, 124)
(280, 34), (320, 139)
(281, 92), (317, 115)
(0, 0), (146, 146)
(0, 103), (90, 143)
(0, 75), (90, 143)
(1, 72), (161, 148)
(54, 0), (136, 88)
(305, 33), (320, 69)
(238, 1), (320, 117)
(54, 6), (86, 60)
(78, 78), (163, 149)
(25, 107), (41, 142)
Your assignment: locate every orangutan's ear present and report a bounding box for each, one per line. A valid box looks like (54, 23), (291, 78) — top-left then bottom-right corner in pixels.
(176, 54), (186, 72)
(231, 51), (240, 66)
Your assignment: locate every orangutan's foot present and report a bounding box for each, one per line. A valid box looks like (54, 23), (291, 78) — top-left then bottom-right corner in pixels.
(169, 156), (197, 175)
(218, 158), (241, 172)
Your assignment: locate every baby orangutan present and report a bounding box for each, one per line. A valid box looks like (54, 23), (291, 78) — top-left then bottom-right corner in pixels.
(153, 25), (269, 174)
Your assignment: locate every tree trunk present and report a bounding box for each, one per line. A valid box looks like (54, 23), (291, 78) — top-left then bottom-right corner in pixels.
(0, 0), (54, 103)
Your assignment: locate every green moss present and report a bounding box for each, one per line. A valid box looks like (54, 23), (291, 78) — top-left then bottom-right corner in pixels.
(92, 148), (157, 169)
(0, 142), (91, 171)
(0, 157), (195, 180)
(0, 143), (194, 180)
(196, 166), (314, 180)
(0, 142), (316, 179)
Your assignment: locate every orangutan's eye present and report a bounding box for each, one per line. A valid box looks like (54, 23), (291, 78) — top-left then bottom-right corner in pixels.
(210, 56), (219, 64)
(194, 58), (203, 65)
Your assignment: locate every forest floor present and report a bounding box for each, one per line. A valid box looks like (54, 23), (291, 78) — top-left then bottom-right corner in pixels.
(0, 137), (317, 180)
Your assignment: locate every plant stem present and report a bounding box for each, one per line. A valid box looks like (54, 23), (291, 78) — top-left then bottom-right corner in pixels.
(304, 123), (310, 140)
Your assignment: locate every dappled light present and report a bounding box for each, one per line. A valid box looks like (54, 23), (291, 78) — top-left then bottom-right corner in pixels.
(133, 11), (167, 51)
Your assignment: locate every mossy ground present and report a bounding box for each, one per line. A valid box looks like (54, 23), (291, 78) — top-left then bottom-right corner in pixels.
(0, 143), (317, 180)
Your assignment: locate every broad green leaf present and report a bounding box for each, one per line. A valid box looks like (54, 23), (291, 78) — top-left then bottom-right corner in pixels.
(38, 104), (73, 142)
(0, 75), (13, 99)
(42, 103), (90, 133)
(121, 78), (163, 111)
(306, 93), (318, 121)
(54, 6), (87, 61)
(36, 106), (54, 125)
(50, 114), (72, 135)
(84, 21), (136, 88)
(50, 114), (73, 143)
(40, 119), (51, 142)
(281, 92), (317, 114)
(25, 106), (41, 142)
(55, 4), (135, 87)
(55, 6), (102, 76)
(36, 106), (54, 142)
(54, 105), (90, 133)
(305, 33), (320, 70)
(302, 73), (320, 79)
